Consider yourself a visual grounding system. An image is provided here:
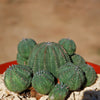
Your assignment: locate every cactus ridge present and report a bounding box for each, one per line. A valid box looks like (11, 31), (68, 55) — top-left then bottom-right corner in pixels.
(28, 42), (46, 69)
(52, 43), (69, 66)
(4, 65), (32, 93)
(28, 42), (70, 77)
(57, 62), (85, 91)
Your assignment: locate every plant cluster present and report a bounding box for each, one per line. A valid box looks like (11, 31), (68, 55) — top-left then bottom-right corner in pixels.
(4, 38), (97, 100)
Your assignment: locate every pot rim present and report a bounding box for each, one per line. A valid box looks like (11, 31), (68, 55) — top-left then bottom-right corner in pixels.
(0, 60), (100, 74)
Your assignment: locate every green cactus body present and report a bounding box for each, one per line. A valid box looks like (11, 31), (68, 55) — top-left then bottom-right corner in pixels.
(59, 38), (76, 56)
(79, 64), (97, 87)
(18, 38), (37, 58)
(17, 53), (28, 65)
(4, 65), (32, 93)
(57, 62), (85, 91)
(32, 70), (55, 94)
(71, 54), (97, 87)
(28, 42), (70, 77)
(71, 54), (86, 66)
(48, 83), (69, 100)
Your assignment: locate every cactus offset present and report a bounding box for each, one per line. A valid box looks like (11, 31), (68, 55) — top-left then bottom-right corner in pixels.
(48, 82), (69, 100)
(59, 38), (76, 55)
(57, 62), (85, 91)
(79, 64), (97, 87)
(71, 54), (97, 87)
(71, 54), (86, 66)
(4, 65), (32, 93)
(32, 70), (55, 94)
(18, 38), (37, 58)
(28, 42), (70, 77)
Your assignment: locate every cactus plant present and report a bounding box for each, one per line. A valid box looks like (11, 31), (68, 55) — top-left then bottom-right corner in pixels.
(28, 42), (70, 77)
(59, 38), (76, 56)
(57, 62), (85, 91)
(4, 65), (32, 93)
(79, 64), (97, 87)
(18, 38), (37, 58)
(71, 54), (86, 66)
(17, 53), (28, 65)
(48, 82), (69, 100)
(32, 70), (55, 94)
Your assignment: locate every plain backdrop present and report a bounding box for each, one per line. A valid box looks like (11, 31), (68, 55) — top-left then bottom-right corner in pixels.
(0, 0), (100, 64)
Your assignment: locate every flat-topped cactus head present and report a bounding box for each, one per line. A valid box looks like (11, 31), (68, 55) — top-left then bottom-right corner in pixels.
(18, 38), (37, 58)
(4, 65), (32, 93)
(59, 38), (76, 55)
(32, 70), (55, 95)
(79, 64), (97, 87)
(71, 54), (86, 66)
(48, 82), (69, 100)
(17, 53), (28, 65)
(57, 62), (85, 91)
(28, 42), (70, 77)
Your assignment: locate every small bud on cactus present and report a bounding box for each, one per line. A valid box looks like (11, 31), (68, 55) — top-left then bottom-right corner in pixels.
(79, 64), (97, 87)
(28, 42), (70, 77)
(59, 38), (76, 55)
(18, 38), (37, 58)
(17, 53), (28, 65)
(48, 82), (69, 100)
(32, 70), (55, 95)
(57, 62), (85, 91)
(4, 65), (32, 93)
(71, 54), (86, 66)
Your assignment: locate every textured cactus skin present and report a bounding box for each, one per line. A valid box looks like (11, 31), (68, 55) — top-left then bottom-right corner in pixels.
(17, 53), (28, 65)
(79, 64), (97, 87)
(59, 38), (76, 55)
(71, 54), (86, 66)
(48, 83), (69, 100)
(18, 38), (37, 58)
(32, 70), (55, 94)
(71, 54), (97, 87)
(28, 42), (70, 77)
(4, 65), (32, 93)
(57, 62), (85, 91)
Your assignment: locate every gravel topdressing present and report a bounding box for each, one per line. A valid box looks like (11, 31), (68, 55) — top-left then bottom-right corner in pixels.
(0, 73), (100, 100)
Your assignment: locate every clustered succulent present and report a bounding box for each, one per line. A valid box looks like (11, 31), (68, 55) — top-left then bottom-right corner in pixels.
(4, 38), (97, 100)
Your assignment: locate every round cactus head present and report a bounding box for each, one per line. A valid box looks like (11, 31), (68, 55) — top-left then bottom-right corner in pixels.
(48, 82), (69, 100)
(71, 54), (86, 66)
(28, 42), (70, 77)
(57, 62), (85, 91)
(4, 65), (32, 93)
(79, 64), (97, 87)
(59, 38), (76, 55)
(32, 70), (55, 95)
(18, 38), (37, 58)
